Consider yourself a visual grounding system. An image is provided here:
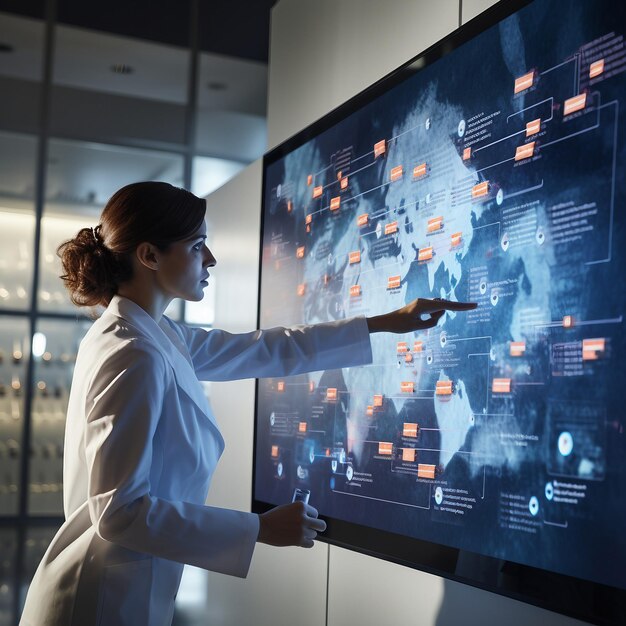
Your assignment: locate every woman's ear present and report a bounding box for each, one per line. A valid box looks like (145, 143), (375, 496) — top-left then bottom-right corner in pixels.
(135, 242), (159, 271)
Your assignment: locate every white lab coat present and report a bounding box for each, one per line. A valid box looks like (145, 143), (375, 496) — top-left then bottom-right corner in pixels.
(19, 295), (373, 626)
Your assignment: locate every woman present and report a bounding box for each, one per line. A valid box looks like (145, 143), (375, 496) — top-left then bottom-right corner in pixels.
(19, 182), (476, 625)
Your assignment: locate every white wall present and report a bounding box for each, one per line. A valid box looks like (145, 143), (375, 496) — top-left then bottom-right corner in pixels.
(200, 1), (592, 625)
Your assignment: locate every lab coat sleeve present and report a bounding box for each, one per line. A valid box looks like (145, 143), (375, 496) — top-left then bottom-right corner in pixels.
(174, 315), (373, 381)
(84, 339), (259, 577)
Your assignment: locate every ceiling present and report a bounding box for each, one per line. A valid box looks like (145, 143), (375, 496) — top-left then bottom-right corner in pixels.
(0, 0), (278, 63)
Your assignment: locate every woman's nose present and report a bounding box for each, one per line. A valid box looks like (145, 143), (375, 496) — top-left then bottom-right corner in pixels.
(204, 247), (217, 267)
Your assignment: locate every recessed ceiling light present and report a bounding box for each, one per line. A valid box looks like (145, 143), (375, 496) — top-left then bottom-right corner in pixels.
(207, 81), (227, 91)
(0, 43), (14, 53)
(110, 64), (134, 74)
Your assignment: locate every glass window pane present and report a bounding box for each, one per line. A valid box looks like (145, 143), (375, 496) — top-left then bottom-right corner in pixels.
(28, 319), (91, 516)
(40, 139), (184, 313)
(0, 131), (38, 311)
(0, 528), (17, 625)
(0, 12), (44, 135)
(51, 18), (189, 147)
(20, 525), (60, 612)
(0, 316), (30, 516)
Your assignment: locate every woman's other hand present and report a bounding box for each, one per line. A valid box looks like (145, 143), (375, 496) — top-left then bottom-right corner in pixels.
(257, 501), (326, 548)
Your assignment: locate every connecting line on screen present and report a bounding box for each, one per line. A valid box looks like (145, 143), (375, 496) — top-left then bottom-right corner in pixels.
(331, 485), (432, 510)
(540, 55), (577, 78)
(586, 99), (619, 266)
(321, 159), (378, 190)
(540, 93), (602, 150)
(473, 128), (527, 153)
(504, 179), (544, 200)
(506, 97), (555, 123)
(533, 315), (623, 329)
(543, 519), (568, 529)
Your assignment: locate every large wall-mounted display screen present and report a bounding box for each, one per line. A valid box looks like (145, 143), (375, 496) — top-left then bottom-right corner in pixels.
(253, 0), (626, 622)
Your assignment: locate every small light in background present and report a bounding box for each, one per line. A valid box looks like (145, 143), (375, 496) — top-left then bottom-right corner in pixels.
(32, 332), (47, 358)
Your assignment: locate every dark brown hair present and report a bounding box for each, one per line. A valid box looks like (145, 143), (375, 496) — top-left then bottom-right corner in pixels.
(58, 181), (206, 308)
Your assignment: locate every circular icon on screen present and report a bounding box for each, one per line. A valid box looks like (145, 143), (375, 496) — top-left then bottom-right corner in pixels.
(297, 465), (307, 480)
(479, 280), (487, 295)
(536, 228), (545, 245)
(435, 487), (444, 505)
(490, 290), (499, 306)
(375, 221), (383, 239)
(496, 188), (504, 205)
(346, 465), (354, 482)
(545, 482), (554, 501)
(529, 496), (539, 516)
(501, 233), (510, 252)
(277, 462), (283, 477)
(469, 413), (475, 425)
(426, 352), (434, 365)
(309, 448), (315, 464)
(331, 459), (338, 473)
(269, 412), (275, 426)
(276, 184), (282, 198)
(440, 331), (447, 348)
(458, 119), (466, 137)
(425, 193), (432, 204)
(558, 431), (574, 457)
(425, 117), (431, 130)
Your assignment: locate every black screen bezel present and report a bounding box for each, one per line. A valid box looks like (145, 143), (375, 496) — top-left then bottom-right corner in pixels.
(252, 1), (626, 623)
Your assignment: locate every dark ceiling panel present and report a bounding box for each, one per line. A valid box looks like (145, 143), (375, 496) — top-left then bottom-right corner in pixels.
(0, 0), (277, 62)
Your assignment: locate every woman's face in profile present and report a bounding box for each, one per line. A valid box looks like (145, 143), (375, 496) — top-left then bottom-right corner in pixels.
(155, 220), (216, 302)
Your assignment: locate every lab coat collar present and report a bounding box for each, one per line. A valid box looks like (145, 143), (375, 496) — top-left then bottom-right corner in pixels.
(106, 295), (218, 430)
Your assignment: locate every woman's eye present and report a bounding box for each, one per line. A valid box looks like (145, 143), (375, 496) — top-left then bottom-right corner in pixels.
(193, 243), (203, 251)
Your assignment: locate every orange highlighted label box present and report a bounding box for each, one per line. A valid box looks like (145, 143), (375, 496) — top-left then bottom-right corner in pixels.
(396, 341), (408, 354)
(564, 93), (587, 116)
(373, 394), (384, 407)
(413, 341), (423, 352)
(340, 176), (349, 189)
(514, 71), (535, 94)
(413, 163), (427, 178)
(298, 422), (307, 433)
(402, 448), (416, 462)
(357, 213), (369, 227)
(297, 284), (306, 296)
(492, 378), (511, 393)
(326, 388), (337, 401)
(374, 140), (386, 157)
(462, 147), (471, 161)
(472, 181), (489, 199)
(436, 380), (453, 396)
(313, 185), (323, 199)
(388, 275), (401, 290)
(401, 382), (415, 394)
(349, 251), (361, 264)
(385, 221), (398, 235)
(451, 232), (462, 247)
(349, 285), (361, 297)
(330, 196), (341, 211)
(510, 341), (526, 357)
(271, 445), (279, 458)
(403, 423), (418, 438)
(590, 59), (605, 79)
(277, 381), (285, 392)
(307, 175), (313, 186)
(582, 338), (606, 360)
(526, 118), (541, 136)
(390, 165), (403, 182)
(418, 464), (436, 479)
(418, 247), (433, 262)
(296, 246), (305, 259)
(378, 442), (393, 456)
(427, 216), (443, 232)
(515, 141), (535, 161)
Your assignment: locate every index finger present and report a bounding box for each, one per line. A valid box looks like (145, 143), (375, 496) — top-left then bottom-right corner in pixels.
(420, 298), (477, 312)
(304, 503), (319, 518)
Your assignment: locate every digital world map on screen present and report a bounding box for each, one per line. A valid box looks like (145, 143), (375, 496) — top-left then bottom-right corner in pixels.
(255, 0), (626, 589)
